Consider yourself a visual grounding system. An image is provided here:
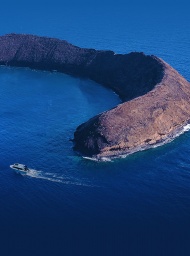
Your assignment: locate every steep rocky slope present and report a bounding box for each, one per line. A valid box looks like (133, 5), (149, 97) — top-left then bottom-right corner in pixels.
(74, 61), (190, 158)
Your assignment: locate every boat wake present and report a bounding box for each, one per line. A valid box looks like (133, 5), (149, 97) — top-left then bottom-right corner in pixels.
(25, 169), (93, 187)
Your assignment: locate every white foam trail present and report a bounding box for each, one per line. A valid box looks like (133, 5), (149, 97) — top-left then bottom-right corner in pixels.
(26, 169), (93, 187)
(83, 156), (112, 162)
(83, 156), (99, 161)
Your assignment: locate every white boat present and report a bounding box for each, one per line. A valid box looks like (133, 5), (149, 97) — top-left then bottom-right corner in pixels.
(10, 163), (29, 174)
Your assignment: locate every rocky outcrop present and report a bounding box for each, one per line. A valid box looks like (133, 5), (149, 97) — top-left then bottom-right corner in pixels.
(74, 61), (190, 159)
(0, 33), (189, 159)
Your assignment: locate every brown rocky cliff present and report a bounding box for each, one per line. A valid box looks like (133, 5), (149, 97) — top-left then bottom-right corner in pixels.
(74, 60), (190, 158)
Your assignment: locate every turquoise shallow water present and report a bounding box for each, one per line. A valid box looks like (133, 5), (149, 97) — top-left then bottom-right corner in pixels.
(0, 1), (190, 256)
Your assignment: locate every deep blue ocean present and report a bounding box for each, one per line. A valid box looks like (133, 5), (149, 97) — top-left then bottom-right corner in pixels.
(0, 1), (190, 255)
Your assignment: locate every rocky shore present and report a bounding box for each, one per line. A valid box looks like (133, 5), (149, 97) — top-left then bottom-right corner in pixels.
(0, 33), (189, 159)
(74, 60), (190, 159)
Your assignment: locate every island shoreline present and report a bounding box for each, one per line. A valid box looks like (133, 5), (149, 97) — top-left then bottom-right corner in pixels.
(0, 33), (189, 160)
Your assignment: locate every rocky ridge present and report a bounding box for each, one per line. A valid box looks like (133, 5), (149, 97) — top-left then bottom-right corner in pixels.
(74, 60), (190, 159)
(0, 33), (189, 159)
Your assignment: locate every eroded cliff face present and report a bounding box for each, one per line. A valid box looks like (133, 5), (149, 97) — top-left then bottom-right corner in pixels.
(0, 34), (163, 100)
(0, 33), (189, 159)
(74, 61), (190, 159)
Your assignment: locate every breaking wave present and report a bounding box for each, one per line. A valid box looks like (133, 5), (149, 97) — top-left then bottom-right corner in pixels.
(25, 169), (93, 187)
(83, 156), (112, 162)
(182, 124), (190, 132)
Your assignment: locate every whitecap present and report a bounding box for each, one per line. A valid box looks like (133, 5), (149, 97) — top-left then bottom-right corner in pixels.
(82, 156), (99, 162)
(183, 124), (190, 132)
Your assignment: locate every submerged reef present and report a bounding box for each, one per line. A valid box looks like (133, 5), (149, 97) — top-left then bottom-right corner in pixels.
(0, 33), (189, 159)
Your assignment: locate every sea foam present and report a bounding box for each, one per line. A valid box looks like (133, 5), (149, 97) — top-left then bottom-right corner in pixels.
(26, 169), (93, 187)
(183, 124), (190, 132)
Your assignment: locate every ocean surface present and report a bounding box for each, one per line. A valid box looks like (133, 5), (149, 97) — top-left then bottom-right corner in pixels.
(0, 1), (190, 255)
